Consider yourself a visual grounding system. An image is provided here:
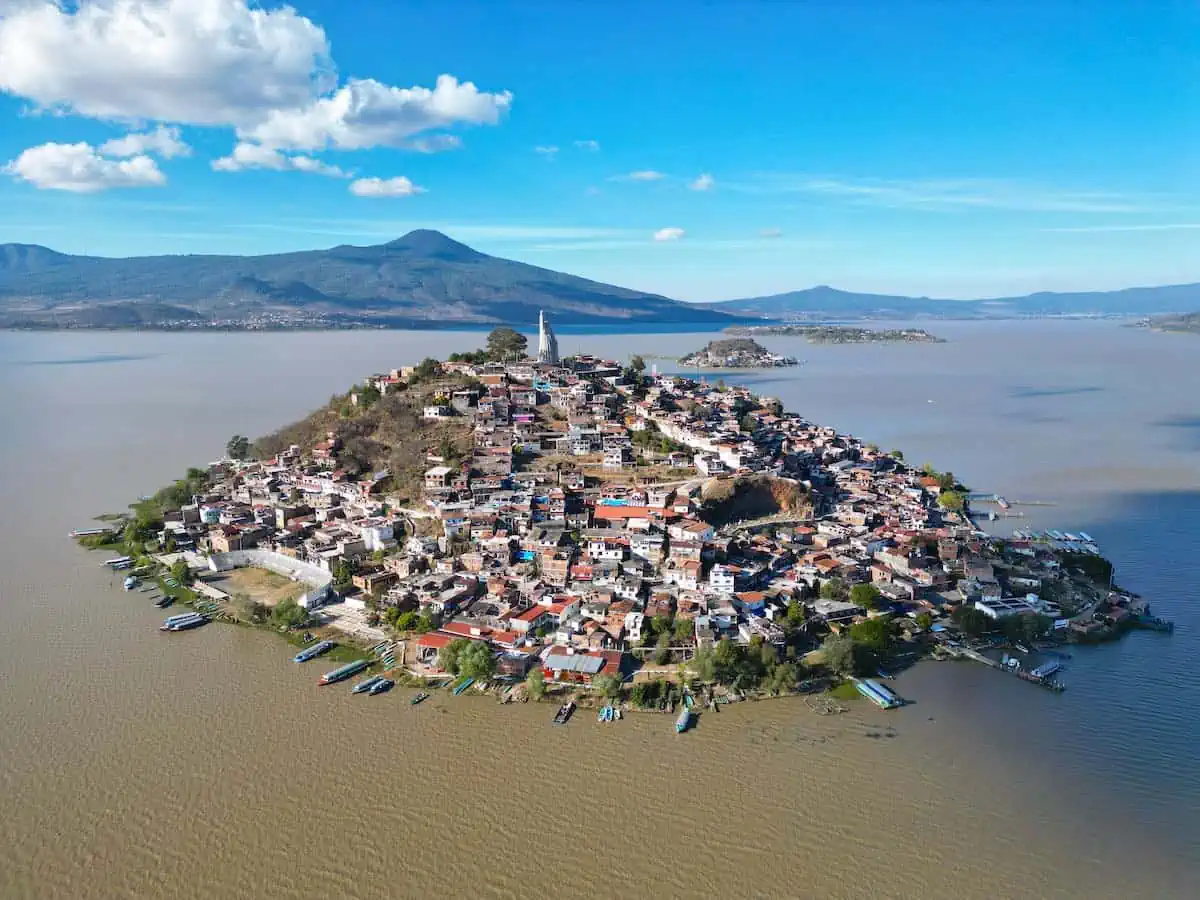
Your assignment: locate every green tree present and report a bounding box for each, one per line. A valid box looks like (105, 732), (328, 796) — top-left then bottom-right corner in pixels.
(936, 471), (958, 491)
(412, 357), (442, 381)
(395, 611), (419, 631)
(593, 673), (623, 699)
(739, 413), (758, 434)
(787, 600), (807, 628)
(950, 605), (991, 638)
(850, 582), (883, 610)
(526, 668), (546, 702)
(457, 640), (496, 680)
(673, 616), (695, 643)
(415, 613), (435, 633)
(438, 638), (468, 674)
(169, 559), (192, 586)
(688, 646), (718, 683)
(849, 616), (892, 651)
(226, 434), (251, 460)
(889, 449), (904, 460)
(821, 633), (857, 676)
(766, 661), (800, 694)
(915, 612), (934, 631)
(820, 578), (848, 601)
(486, 327), (528, 360)
(937, 491), (966, 512)
(269, 598), (309, 630)
(652, 632), (671, 665)
(630, 354), (646, 373)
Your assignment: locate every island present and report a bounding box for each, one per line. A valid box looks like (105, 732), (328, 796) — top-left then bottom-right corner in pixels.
(724, 324), (945, 344)
(678, 337), (798, 368)
(1141, 312), (1200, 335)
(75, 312), (1170, 717)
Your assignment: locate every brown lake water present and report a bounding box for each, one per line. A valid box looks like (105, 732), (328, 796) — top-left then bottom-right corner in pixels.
(0, 320), (1196, 898)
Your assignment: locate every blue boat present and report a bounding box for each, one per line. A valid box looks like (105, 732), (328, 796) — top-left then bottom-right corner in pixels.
(368, 678), (394, 696)
(160, 612), (207, 632)
(675, 708), (692, 733)
(351, 675), (385, 694)
(318, 659), (370, 685)
(123, 575), (138, 590)
(853, 678), (903, 709)
(293, 640), (334, 663)
(452, 677), (475, 696)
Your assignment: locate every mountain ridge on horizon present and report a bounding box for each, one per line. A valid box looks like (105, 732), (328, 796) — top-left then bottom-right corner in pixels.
(702, 281), (1200, 319)
(1, 229), (1196, 327)
(0, 229), (737, 329)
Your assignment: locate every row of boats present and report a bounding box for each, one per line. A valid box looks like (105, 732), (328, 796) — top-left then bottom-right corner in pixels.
(160, 611), (208, 632)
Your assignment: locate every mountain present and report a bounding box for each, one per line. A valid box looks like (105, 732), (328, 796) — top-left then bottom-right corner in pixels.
(707, 283), (1200, 320)
(0, 230), (738, 329)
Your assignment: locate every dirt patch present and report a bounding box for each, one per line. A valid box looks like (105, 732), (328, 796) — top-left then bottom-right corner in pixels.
(210, 567), (305, 608)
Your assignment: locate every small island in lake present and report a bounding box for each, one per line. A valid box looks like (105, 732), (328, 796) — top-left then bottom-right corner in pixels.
(1142, 312), (1200, 335)
(678, 337), (798, 368)
(73, 311), (1169, 717)
(725, 324), (945, 344)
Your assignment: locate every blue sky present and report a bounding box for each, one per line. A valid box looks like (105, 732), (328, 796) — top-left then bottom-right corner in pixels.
(0, 0), (1196, 301)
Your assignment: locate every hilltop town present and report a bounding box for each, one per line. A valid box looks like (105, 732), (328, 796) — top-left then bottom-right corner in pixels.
(91, 313), (1168, 705)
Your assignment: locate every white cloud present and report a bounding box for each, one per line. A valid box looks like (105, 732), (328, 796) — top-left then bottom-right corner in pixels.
(621, 170), (666, 181)
(0, 0), (334, 126)
(1042, 223), (1200, 233)
(759, 227), (783, 238)
(689, 173), (715, 191)
(241, 74), (512, 151)
(405, 134), (462, 153)
(99, 125), (190, 159)
(4, 141), (165, 192)
(653, 227), (685, 242)
(212, 142), (347, 177)
(534, 145), (559, 159)
(584, 186), (601, 196)
(349, 176), (426, 198)
(740, 174), (1150, 213)
(574, 139), (600, 151)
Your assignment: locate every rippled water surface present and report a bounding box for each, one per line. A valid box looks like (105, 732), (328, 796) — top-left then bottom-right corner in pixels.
(0, 321), (1197, 899)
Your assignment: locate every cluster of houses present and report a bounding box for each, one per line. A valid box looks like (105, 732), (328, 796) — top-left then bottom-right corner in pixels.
(158, 336), (1099, 687)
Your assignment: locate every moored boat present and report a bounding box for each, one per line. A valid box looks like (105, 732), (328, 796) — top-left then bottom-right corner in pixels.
(368, 678), (394, 696)
(410, 691), (430, 705)
(293, 640), (334, 663)
(552, 700), (575, 725)
(122, 576), (138, 591)
(154, 595), (173, 608)
(160, 612), (207, 632)
(452, 677), (475, 696)
(351, 675), (385, 695)
(675, 707), (692, 733)
(318, 658), (370, 685)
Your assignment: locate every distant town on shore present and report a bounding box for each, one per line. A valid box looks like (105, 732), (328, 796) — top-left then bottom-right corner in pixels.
(80, 311), (1172, 717)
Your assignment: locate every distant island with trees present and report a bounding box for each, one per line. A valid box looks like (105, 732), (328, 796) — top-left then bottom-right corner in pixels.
(678, 337), (798, 368)
(724, 325), (945, 344)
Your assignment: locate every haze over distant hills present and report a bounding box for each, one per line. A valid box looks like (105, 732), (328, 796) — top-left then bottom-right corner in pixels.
(1, 229), (1196, 329)
(0, 230), (737, 329)
(703, 283), (1200, 320)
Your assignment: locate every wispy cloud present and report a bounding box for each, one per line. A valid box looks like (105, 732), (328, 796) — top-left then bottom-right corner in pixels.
(689, 173), (715, 192)
(759, 227), (783, 238)
(611, 170), (666, 182)
(573, 139), (600, 151)
(1042, 223), (1200, 233)
(653, 226), (685, 242)
(534, 145), (559, 159)
(732, 174), (1156, 213)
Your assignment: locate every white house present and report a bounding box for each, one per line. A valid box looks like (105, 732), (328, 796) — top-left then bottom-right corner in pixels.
(708, 564), (736, 594)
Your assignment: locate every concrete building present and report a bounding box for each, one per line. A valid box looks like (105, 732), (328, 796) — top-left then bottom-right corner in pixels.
(536, 310), (560, 365)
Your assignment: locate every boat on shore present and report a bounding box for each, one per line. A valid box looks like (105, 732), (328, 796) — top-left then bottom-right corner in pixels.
(452, 677), (475, 696)
(122, 576), (138, 590)
(410, 691), (430, 706)
(368, 678), (394, 696)
(351, 675), (385, 695)
(160, 612), (207, 632)
(853, 677), (904, 709)
(293, 640), (334, 663)
(553, 700), (575, 725)
(318, 659), (370, 686)
(676, 707), (692, 733)
(153, 595), (173, 609)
